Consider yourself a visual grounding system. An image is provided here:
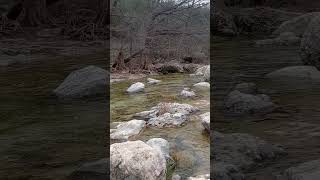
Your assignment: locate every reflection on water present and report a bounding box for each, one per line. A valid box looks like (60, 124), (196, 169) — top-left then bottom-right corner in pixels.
(213, 37), (320, 179)
(111, 74), (210, 178)
(0, 55), (107, 180)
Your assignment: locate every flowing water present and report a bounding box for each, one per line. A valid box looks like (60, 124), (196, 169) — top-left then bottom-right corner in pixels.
(0, 54), (107, 180)
(111, 74), (210, 178)
(213, 37), (320, 179)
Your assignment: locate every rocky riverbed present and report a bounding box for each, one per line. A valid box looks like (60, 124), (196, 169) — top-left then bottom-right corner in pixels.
(110, 68), (210, 179)
(213, 12), (320, 179)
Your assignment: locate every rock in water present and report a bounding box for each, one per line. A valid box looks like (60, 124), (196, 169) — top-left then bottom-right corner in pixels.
(134, 102), (199, 128)
(212, 162), (245, 180)
(110, 120), (146, 141)
(266, 66), (320, 81)
(126, 82), (145, 93)
(300, 15), (320, 70)
(193, 82), (210, 89)
(68, 158), (108, 180)
(180, 88), (196, 98)
(224, 90), (275, 116)
(110, 141), (166, 180)
(147, 78), (161, 84)
(281, 159), (320, 180)
(146, 138), (170, 159)
(213, 131), (285, 170)
(53, 66), (107, 98)
(187, 174), (210, 180)
(146, 138), (176, 171)
(200, 112), (210, 133)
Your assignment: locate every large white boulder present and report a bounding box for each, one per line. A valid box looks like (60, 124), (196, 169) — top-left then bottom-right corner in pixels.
(110, 140), (166, 180)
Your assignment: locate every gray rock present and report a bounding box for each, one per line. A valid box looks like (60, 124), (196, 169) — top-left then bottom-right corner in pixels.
(135, 102), (199, 128)
(180, 88), (196, 98)
(68, 158), (108, 180)
(281, 159), (320, 180)
(266, 66), (320, 81)
(53, 66), (107, 98)
(157, 60), (184, 74)
(195, 65), (210, 82)
(187, 174), (210, 180)
(213, 131), (285, 170)
(146, 138), (175, 169)
(127, 82), (145, 93)
(200, 112), (210, 133)
(193, 82), (210, 89)
(300, 15), (320, 70)
(110, 141), (166, 180)
(212, 163), (245, 180)
(110, 120), (146, 141)
(146, 138), (170, 159)
(172, 174), (181, 180)
(273, 12), (320, 37)
(234, 82), (257, 94)
(224, 90), (275, 116)
(147, 78), (161, 84)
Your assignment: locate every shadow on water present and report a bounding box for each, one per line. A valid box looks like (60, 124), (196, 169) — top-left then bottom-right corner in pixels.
(111, 73), (210, 178)
(0, 53), (107, 180)
(213, 37), (320, 179)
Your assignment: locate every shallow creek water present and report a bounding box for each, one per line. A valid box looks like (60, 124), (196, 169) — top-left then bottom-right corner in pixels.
(213, 37), (320, 179)
(111, 74), (210, 178)
(0, 54), (107, 180)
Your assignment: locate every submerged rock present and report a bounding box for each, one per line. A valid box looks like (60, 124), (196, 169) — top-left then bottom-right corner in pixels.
(300, 15), (320, 70)
(53, 66), (107, 99)
(180, 88), (196, 98)
(126, 82), (145, 93)
(213, 131), (285, 170)
(224, 90), (275, 116)
(281, 159), (320, 180)
(110, 140), (166, 180)
(193, 82), (210, 89)
(212, 162), (245, 180)
(147, 78), (161, 84)
(110, 120), (146, 141)
(187, 174), (210, 180)
(135, 102), (199, 128)
(68, 158), (108, 180)
(172, 174), (181, 180)
(200, 112), (210, 133)
(266, 66), (320, 81)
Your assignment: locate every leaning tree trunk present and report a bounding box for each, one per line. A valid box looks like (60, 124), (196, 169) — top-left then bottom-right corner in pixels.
(19, 0), (49, 26)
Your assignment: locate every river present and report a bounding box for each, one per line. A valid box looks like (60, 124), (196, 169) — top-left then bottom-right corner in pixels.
(213, 36), (320, 179)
